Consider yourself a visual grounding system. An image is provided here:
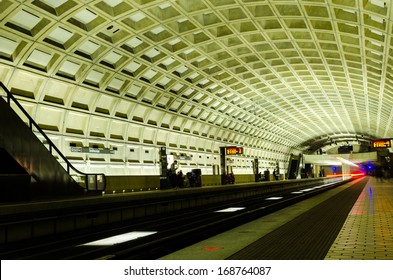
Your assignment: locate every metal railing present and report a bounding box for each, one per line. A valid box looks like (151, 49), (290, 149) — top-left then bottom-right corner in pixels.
(0, 82), (106, 192)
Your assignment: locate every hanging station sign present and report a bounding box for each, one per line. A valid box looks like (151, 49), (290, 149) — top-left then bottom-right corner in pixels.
(225, 146), (244, 155)
(372, 139), (391, 148)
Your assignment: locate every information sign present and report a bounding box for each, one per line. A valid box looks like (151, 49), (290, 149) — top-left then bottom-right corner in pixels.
(372, 139), (391, 148)
(225, 146), (243, 155)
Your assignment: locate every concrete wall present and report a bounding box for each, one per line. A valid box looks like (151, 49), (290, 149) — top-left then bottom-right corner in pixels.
(105, 175), (161, 192)
(104, 173), (258, 193)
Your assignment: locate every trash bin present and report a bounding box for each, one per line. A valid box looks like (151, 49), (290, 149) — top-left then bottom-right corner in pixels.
(191, 169), (202, 187)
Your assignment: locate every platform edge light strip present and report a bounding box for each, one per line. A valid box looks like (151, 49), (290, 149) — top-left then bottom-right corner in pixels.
(265, 197), (284, 200)
(215, 207), (245, 213)
(82, 231), (158, 246)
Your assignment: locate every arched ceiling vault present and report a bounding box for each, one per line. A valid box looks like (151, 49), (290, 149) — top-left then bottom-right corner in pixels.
(1, 0), (393, 153)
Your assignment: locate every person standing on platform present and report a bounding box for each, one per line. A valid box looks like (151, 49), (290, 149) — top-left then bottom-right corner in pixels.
(170, 160), (178, 188)
(177, 170), (184, 188)
(375, 165), (383, 182)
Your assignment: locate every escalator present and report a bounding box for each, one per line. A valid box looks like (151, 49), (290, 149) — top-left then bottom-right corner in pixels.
(0, 82), (105, 202)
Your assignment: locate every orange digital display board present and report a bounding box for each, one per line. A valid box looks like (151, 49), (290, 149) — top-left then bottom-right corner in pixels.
(226, 147), (243, 155)
(372, 139), (391, 148)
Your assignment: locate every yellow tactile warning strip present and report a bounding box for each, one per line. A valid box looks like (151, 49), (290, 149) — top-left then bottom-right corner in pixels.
(325, 177), (393, 260)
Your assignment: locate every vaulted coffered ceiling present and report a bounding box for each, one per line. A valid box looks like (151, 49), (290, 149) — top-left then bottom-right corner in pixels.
(0, 0), (392, 155)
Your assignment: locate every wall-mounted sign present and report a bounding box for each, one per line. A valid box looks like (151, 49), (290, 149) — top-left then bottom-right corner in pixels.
(175, 155), (192, 161)
(71, 147), (115, 154)
(225, 146), (243, 155)
(372, 139), (391, 148)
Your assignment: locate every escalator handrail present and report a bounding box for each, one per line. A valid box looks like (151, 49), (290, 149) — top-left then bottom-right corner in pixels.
(0, 82), (106, 191)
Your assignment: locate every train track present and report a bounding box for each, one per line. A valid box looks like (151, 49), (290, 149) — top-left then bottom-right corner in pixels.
(0, 177), (360, 260)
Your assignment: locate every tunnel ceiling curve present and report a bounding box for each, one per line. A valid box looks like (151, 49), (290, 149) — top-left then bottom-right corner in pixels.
(0, 0), (392, 153)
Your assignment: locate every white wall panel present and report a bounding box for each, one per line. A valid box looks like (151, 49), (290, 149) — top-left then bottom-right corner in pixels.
(88, 116), (109, 137)
(8, 69), (45, 100)
(36, 105), (64, 131)
(65, 111), (88, 135)
(142, 127), (156, 143)
(109, 120), (127, 140)
(42, 79), (74, 105)
(127, 145), (141, 163)
(127, 123), (142, 142)
(70, 87), (98, 112)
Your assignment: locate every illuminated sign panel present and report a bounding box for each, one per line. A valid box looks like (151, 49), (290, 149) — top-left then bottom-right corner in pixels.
(372, 139), (391, 148)
(226, 147), (243, 155)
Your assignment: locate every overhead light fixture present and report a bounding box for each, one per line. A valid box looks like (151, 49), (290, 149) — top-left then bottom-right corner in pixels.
(370, 0), (387, 8)
(336, 156), (359, 167)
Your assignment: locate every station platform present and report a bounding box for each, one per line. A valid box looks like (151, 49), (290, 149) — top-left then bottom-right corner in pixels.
(160, 176), (393, 260)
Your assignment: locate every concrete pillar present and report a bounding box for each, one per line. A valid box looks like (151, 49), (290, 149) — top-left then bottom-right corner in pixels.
(342, 163), (351, 180)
